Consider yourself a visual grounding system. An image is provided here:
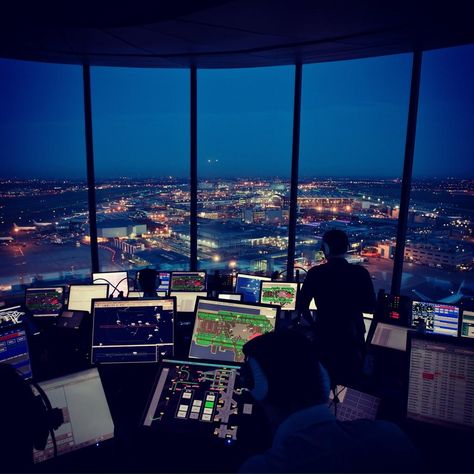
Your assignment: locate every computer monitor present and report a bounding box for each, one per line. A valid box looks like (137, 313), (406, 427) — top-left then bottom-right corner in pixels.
(460, 310), (474, 338)
(329, 386), (380, 421)
(92, 271), (128, 298)
(67, 284), (109, 313)
(298, 282), (317, 310)
(25, 287), (64, 317)
(32, 368), (114, 463)
(260, 281), (298, 311)
(370, 322), (408, 351)
(91, 298), (175, 364)
(411, 301), (459, 336)
(189, 298), (279, 363)
(170, 271), (207, 292)
(0, 324), (32, 379)
(407, 336), (474, 430)
(142, 359), (252, 443)
(169, 292), (208, 313)
(158, 271), (171, 292)
(128, 291), (167, 298)
(217, 292), (243, 302)
(235, 274), (271, 303)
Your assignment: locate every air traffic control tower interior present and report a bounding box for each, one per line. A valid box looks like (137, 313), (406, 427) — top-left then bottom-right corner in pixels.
(0, 1), (473, 472)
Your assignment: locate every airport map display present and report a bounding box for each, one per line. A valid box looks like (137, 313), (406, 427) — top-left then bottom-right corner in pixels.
(170, 272), (206, 291)
(260, 282), (298, 310)
(189, 299), (277, 363)
(92, 299), (174, 363)
(143, 359), (252, 442)
(25, 287), (64, 316)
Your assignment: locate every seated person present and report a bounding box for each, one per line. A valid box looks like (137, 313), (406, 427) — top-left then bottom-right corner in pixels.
(239, 330), (421, 473)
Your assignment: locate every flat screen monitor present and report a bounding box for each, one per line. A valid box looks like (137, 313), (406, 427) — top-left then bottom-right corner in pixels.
(411, 301), (459, 336)
(0, 325), (32, 379)
(235, 274), (271, 303)
(143, 359), (252, 442)
(67, 284), (109, 313)
(260, 281), (298, 311)
(298, 282), (317, 310)
(370, 322), (408, 351)
(169, 292), (207, 313)
(33, 368), (114, 463)
(170, 271), (207, 292)
(0, 306), (27, 326)
(329, 386), (380, 421)
(189, 298), (279, 363)
(128, 291), (167, 298)
(407, 336), (474, 430)
(91, 298), (175, 364)
(25, 287), (64, 317)
(461, 310), (474, 338)
(158, 272), (171, 292)
(92, 271), (128, 298)
(217, 292), (242, 302)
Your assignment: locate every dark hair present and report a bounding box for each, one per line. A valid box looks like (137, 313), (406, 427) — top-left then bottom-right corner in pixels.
(243, 330), (328, 408)
(322, 229), (349, 256)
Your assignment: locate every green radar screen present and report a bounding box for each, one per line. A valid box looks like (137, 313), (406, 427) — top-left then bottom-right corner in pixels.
(260, 283), (298, 310)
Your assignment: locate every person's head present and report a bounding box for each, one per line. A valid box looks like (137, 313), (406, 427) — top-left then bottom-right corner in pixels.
(321, 230), (349, 258)
(242, 330), (330, 422)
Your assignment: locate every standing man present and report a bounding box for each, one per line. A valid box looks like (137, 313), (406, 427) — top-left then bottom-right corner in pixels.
(297, 229), (376, 387)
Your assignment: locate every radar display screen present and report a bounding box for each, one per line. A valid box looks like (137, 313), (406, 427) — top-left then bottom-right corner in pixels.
(235, 274), (271, 303)
(92, 298), (175, 364)
(260, 281), (298, 310)
(25, 287), (64, 316)
(143, 359), (253, 443)
(411, 301), (459, 336)
(189, 298), (278, 363)
(170, 271), (207, 292)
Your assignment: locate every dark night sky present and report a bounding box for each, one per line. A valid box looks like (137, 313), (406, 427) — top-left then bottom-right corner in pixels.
(0, 44), (472, 179)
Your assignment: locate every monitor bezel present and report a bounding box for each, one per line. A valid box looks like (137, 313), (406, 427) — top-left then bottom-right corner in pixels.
(188, 296), (281, 365)
(169, 271), (208, 292)
(90, 296), (177, 365)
